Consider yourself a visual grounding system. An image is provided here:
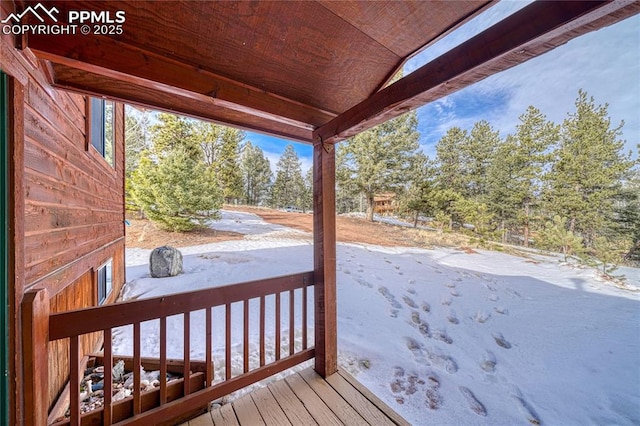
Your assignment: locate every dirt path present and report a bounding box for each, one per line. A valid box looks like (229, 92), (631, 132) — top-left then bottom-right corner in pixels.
(126, 206), (470, 249)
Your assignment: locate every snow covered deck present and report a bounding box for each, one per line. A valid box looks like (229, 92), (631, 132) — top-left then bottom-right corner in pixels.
(182, 368), (409, 426)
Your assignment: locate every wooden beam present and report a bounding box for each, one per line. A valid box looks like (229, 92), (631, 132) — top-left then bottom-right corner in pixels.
(314, 0), (640, 144)
(27, 34), (335, 126)
(21, 288), (49, 426)
(313, 141), (337, 377)
(48, 63), (314, 144)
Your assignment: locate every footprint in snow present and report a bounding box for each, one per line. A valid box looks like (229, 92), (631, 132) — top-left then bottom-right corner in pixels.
(442, 296), (453, 306)
(426, 348), (458, 374)
(511, 388), (541, 425)
(406, 287), (417, 295)
(403, 295), (418, 308)
(480, 351), (496, 373)
(493, 332), (512, 349)
(494, 306), (509, 315)
(433, 329), (453, 344)
(489, 294), (499, 302)
(474, 311), (491, 323)
(446, 282), (456, 288)
(459, 386), (487, 416)
(356, 277), (373, 288)
(426, 388), (443, 410)
(421, 302), (431, 313)
(450, 289), (461, 297)
(447, 310), (459, 325)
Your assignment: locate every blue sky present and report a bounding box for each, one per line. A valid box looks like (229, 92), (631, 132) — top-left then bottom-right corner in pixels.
(246, 1), (639, 172)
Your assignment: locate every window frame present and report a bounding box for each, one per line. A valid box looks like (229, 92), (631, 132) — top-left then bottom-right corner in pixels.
(86, 96), (115, 168)
(96, 259), (113, 306)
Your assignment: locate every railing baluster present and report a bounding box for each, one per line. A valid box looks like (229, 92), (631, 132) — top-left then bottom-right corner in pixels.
(133, 322), (141, 415)
(206, 307), (213, 386)
(103, 328), (113, 425)
(259, 295), (265, 367)
(184, 311), (191, 396)
(289, 290), (295, 355)
(160, 316), (167, 404)
(302, 285), (308, 350)
(69, 335), (80, 426)
(275, 292), (281, 361)
(243, 299), (249, 373)
(225, 303), (231, 380)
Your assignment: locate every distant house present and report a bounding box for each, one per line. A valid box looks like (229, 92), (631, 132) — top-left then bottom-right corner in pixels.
(373, 193), (397, 216)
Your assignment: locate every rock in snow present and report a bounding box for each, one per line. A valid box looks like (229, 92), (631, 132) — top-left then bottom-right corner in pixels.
(149, 246), (183, 278)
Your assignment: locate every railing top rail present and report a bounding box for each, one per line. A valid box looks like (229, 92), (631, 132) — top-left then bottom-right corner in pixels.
(49, 271), (314, 341)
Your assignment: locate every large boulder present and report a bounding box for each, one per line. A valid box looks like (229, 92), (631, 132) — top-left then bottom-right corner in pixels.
(149, 246), (183, 278)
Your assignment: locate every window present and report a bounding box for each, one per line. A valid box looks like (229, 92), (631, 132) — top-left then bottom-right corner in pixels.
(97, 259), (113, 305)
(88, 97), (115, 167)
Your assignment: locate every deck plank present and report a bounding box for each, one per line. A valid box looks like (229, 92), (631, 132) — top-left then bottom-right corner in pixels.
(251, 386), (292, 425)
(267, 379), (318, 425)
(337, 370), (411, 426)
(299, 369), (368, 425)
(183, 368), (408, 426)
(285, 373), (343, 426)
(232, 393), (266, 426)
(326, 371), (396, 426)
(188, 411), (214, 426)
(210, 403), (240, 426)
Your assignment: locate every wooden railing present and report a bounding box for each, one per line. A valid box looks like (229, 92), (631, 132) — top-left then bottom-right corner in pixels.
(23, 271), (315, 426)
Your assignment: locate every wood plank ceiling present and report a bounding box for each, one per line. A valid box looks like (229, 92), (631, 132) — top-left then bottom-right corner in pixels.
(22, 0), (640, 144)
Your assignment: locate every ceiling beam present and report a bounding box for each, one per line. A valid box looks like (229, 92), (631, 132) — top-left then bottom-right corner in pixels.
(314, 0), (640, 144)
(49, 63), (314, 143)
(27, 33), (336, 129)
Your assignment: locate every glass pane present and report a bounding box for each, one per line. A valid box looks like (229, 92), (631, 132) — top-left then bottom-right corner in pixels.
(104, 101), (115, 168)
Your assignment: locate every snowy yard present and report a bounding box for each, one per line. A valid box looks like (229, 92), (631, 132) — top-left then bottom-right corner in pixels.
(120, 211), (640, 425)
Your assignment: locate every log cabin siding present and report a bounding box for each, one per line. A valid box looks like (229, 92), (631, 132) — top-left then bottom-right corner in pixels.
(1, 3), (126, 420)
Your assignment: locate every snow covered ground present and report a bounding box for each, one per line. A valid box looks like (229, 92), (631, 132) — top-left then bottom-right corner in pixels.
(121, 210), (640, 425)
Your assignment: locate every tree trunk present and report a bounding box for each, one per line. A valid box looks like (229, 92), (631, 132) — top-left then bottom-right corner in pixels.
(366, 194), (375, 221)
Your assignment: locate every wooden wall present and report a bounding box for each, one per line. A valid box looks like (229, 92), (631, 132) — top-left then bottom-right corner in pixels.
(1, 1), (126, 421)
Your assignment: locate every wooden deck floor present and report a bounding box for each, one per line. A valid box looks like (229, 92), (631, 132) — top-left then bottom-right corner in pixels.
(180, 368), (410, 426)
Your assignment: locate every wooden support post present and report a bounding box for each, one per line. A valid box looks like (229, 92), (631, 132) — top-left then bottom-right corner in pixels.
(21, 288), (49, 426)
(313, 141), (337, 377)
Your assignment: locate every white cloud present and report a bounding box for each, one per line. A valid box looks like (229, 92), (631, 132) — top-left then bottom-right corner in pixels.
(412, 9), (639, 160)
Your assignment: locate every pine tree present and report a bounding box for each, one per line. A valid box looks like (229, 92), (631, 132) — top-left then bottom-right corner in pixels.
(435, 127), (467, 195)
(239, 141), (272, 205)
(130, 148), (222, 231)
(543, 90), (635, 246)
(536, 215), (584, 261)
(402, 152), (437, 227)
(462, 120), (501, 201)
(124, 108), (151, 212)
(215, 129), (244, 204)
(339, 111), (420, 221)
(488, 106), (558, 246)
(151, 113), (200, 159)
(270, 145), (305, 209)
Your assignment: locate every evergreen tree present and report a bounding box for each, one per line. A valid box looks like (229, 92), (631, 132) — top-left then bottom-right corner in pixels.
(543, 90), (635, 246)
(536, 215), (584, 261)
(130, 148), (222, 231)
(402, 152), (437, 227)
(270, 145), (305, 209)
(435, 127), (467, 195)
(339, 111), (420, 221)
(461, 120), (501, 201)
(151, 113), (200, 159)
(124, 108), (151, 213)
(301, 167), (314, 213)
(488, 107), (558, 246)
(239, 141), (272, 205)
(216, 129), (244, 204)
